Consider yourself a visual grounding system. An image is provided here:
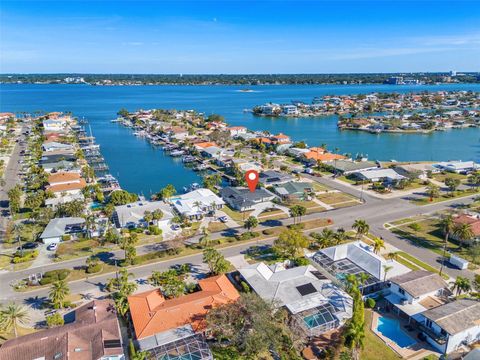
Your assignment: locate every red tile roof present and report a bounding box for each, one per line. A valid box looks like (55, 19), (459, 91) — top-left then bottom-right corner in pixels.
(454, 214), (480, 236)
(128, 275), (239, 340)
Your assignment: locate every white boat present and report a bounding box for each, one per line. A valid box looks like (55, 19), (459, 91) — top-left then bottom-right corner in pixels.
(170, 150), (185, 157)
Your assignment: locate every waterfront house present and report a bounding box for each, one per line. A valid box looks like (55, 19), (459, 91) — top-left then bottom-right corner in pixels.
(434, 161), (480, 174)
(42, 119), (67, 132)
(40, 217), (86, 245)
(393, 163), (438, 180)
(239, 262), (352, 336)
(287, 147), (311, 158)
(0, 299), (124, 360)
(273, 181), (314, 201)
(41, 160), (80, 173)
(311, 241), (410, 295)
(113, 200), (173, 229)
(353, 168), (405, 184)
(331, 160), (378, 175)
(226, 126), (247, 137)
(259, 103), (281, 115)
(40, 153), (77, 164)
(45, 193), (85, 209)
(167, 126), (188, 140)
(385, 270), (450, 320)
(200, 146), (224, 159)
(281, 105), (298, 116)
(0, 112), (14, 122)
(259, 170), (293, 185)
(220, 186), (276, 212)
(128, 275), (239, 357)
(417, 299), (480, 354)
(42, 141), (74, 153)
(46, 172), (87, 197)
(303, 151), (346, 165)
(193, 141), (218, 151)
(172, 188), (225, 220)
(231, 158), (263, 173)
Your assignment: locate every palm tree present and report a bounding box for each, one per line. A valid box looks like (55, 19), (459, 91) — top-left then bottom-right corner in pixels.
(199, 227), (211, 248)
(344, 321), (365, 360)
(382, 265), (393, 282)
(193, 201), (203, 216)
(439, 215), (454, 276)
(352, 219), (369, 239)
(426, 183), (440, 199)
(49, 280), (70, 309)
(451, 276), (471, 296)
(313, 228), (335, 249)
(0, 303), (30, 338)
(345, 274), (358, 293)
(372, 237), (385, 254)
(333, 228), (347, 245)
(357, 273), (370, 295)
(453, 222), (474, 246)
(386, 252), (398, 261)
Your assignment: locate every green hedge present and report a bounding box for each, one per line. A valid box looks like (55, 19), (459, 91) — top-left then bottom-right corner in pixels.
(12, 250), (38, 263)
(39, 269), (71, 285)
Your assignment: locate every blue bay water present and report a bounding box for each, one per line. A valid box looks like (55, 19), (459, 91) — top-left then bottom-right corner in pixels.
(1, 83), (480, 194)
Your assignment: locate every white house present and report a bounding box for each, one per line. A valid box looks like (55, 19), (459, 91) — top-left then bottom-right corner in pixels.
(386, 270), (450, 320)
(353, 168), (405, 183)
(312, 241), (411, 295)
(434, 161), (480, 174)
(281, 105), (298, 116)
(418, 299), (480, 354)
(226, 126), (247, 137)
(42, 141), (74, 153)
(172, 188), (225, 220)
(42, 119), (67, 132)
(40, 217), (86, 245)
(113, 200), (173, 230)
(239, 262), (352, 336)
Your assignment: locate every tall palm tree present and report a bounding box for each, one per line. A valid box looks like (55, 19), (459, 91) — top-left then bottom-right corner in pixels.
(357, 273), (370, 295)
(382, 265), (393, 282)
(352, 219), (369, 239)
(372, 237), (385, 254)
(0, 303), (30, 338)
(345, 321), (365, 360)
(439, 215), (454, 276)
(451, 276), (471, 296)
(49, 280), (70, 309)
(313, 228), (335, 249)
(453, 222), (474, 246)
(199, 227), (211, 248)
(333, 228), (347, 245)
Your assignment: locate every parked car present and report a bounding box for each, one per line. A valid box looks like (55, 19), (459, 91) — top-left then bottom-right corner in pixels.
(304, 168), (314, 174)
(47, 243), (58, 251)
(218, 216), (228, 223)
(171, 224), (181, 231)
(17, 242), (39, 250)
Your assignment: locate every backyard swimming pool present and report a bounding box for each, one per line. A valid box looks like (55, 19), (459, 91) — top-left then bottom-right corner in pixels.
(376, 316), (416, 348)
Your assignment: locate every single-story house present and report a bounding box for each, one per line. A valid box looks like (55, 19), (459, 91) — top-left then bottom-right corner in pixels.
(113, 200), (173, 229)
(226, 126), (247, 137)
(40, 217), (86, 244)
(231, 158), (263, 173)
(200, 146), (224, 159)
(451, 214), (480, 243)
(303, 151), (346, 164)
(239, 262), (352, 336)
(386, 270), (450, 320)
(434, 161), (480, 174)
(41, 161), (80, 174)
(45, 193), (85, 208)
(220, 186), (276, 212)
(259, 170), (293, 185)
(40, 153), (77, 164)
(0, 300), (124, 360)
(312, 241), (410, 295)
(418, 299), (480, 354)
(42, 141), (74, 153)
(128, 275), (239, 357)
(393, 163), (438, 180)
(331, 160), (378, 175)
(287, 147), (311, 158)
(273, 181), (314, 201)
(172, 188), (225, 219)
(353, 168), (405, 183)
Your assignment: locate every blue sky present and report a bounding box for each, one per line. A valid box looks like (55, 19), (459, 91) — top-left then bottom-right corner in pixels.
(1, 1), (479, 73)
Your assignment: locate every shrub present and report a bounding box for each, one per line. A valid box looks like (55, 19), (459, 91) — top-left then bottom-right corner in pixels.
(262, 229), (274, 235)
(148, 225), (162, 235)
(39, 269), (71, 285)
(408, 222), (422, 231)
(86, 263), (102, 274)
(12, 250), (38, 263)
(287, 223), (305, 230)
(295, 257), (310, 266)
(61, 234), (71, 241)
(365, 297), (376, 309)
(235, 231), (259, 241)
(46, 313), (64, 327)
(240, 281), (251, 293)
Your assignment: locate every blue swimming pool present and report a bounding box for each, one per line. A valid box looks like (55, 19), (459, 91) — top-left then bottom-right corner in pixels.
(376, 316), (416, 348)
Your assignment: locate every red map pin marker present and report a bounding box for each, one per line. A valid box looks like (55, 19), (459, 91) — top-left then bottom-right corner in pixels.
(245, 170), (259, 192)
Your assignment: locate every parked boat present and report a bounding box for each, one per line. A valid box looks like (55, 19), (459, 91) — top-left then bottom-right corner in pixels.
(170, 150), (185, 157)
(182, 155), (196, 163)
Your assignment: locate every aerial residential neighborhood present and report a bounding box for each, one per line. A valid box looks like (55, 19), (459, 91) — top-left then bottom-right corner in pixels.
(1, 1), (480, 360)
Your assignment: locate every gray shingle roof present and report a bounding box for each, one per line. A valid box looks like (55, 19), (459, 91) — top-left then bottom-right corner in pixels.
(389, 270), (448, 298)
(422, 299), (480, 335)
(40, 217), (85, 239)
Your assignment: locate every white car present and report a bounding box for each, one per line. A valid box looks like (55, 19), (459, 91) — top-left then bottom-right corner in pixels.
(47, 243), (58, 251)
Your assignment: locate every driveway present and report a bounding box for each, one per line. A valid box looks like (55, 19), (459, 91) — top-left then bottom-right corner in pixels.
(250, 201), (290, 218)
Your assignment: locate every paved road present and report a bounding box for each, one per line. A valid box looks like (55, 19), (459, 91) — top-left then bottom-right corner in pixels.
(1, 167), (477, 303)
(0, 127), (27, 241)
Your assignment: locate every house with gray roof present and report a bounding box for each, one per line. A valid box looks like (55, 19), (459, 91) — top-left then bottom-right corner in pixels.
(417, 299), (480, 354)
(220, 186), (276, 212)
(312, 241), (410, 295)
(386, 270), (450, 319)
(273, 181), (314, 201)
(40, 217), (86, 245)
(42, 141), (74, 153)
(353, 168), (405, 184)
(113, 200), (173, 229)
(239, 262), (352, 336)
(41, 160), (80, 173)
(331, 160), (378, 175)
(259, 170), (293, 185)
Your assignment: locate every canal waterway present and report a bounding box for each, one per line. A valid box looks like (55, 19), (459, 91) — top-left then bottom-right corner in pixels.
(1, 83), (480, 194)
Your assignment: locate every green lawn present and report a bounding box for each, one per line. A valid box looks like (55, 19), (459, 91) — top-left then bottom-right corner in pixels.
(316, 192), (358, 205)
(411, 189), (478, 205)
(433, 172), (468, 183)
(360, 310), (402, 360)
